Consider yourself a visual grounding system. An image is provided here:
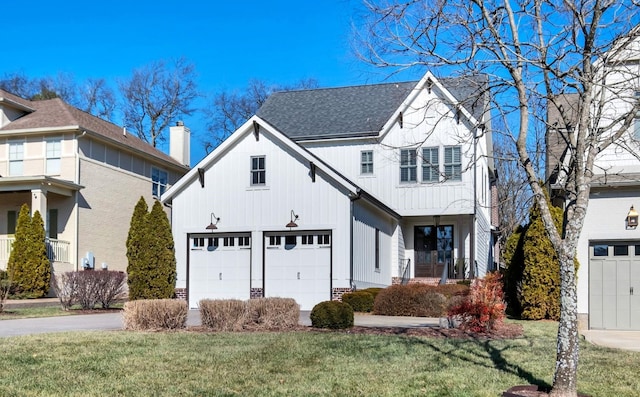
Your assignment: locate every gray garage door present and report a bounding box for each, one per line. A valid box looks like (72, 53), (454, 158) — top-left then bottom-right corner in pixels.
(589, 241), (640, 330)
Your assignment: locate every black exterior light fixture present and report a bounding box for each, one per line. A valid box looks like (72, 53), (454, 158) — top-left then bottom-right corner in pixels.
(206, 212), (220, 231)
(286, 210), (299, 228)
(627, 206), (638, 229)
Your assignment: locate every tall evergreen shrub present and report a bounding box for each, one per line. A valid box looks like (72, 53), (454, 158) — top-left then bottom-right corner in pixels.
(6, 205), (50, 297)
(126, 198), (176, 300)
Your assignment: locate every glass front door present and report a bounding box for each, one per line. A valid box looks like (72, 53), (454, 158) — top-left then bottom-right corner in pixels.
(414, 225), (453, 278)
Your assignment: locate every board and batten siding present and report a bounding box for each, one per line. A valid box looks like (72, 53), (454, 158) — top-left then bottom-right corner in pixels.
(351, 200), (396, 288)
(169, 128), (354, 294)
(302, 86), (479, 216)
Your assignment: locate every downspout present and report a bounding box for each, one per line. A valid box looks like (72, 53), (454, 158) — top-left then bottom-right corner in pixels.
(74, 130), (87, 271)
(471, 127), (478, 279)
(348, 190), (361, 290)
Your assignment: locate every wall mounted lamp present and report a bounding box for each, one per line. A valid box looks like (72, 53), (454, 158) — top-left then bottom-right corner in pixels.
(286, 210), (299, 228)
(627, 206), (638, 229)
(206, 212), (220, 231)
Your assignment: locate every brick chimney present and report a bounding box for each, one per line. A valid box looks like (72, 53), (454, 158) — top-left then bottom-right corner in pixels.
(170, 121), (190, 167)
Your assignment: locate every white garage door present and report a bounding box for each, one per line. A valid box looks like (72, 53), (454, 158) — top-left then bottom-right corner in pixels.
(589, 241), (640, 330)
(189, 234), (251, 309)
(264, 232), (331, 310)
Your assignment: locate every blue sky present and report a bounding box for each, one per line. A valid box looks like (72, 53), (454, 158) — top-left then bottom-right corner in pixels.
(3, 0), (421, 165)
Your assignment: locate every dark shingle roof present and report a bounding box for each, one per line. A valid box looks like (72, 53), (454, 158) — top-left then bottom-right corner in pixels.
(0, 90), (185, 169)
(257, 75), (488, 140)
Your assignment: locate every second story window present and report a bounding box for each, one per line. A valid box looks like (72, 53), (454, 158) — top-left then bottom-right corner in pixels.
(444, 146), (462, 181)
(9, 141), (24, 176)
(400, 149), (417, 183)
(46, 138), (61, 175)
(152, 167), (168, 197)
(422, 147), (439, 182)
(251, 156), (266, 185)
(361, 151), (373, 175)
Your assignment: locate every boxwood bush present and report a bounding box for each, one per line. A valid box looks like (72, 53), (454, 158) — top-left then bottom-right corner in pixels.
(310, 300), (354, 329)
(341, 290), (374, 312)
(373, 284), (467, 317)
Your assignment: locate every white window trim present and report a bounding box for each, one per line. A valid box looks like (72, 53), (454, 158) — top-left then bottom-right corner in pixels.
(250, 155), (266, 186)
(399, 149), (417, 183)
(8, 140), (24, 176)
(444, 146), (462, 181)
(360, 150), (374, 175)
(152, 167), (169, 198)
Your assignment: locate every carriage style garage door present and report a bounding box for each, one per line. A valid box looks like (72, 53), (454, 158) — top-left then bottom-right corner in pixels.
(589, 241), (640, 330)
(188, 234), (251, 309)
(264, 232), (331, 310)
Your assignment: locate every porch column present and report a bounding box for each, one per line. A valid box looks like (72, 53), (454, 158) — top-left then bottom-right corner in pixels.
(31, 188), (48, 230)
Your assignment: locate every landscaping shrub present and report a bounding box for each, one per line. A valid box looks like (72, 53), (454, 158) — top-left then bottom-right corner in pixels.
(420, 292), (448, 317)
(199, 299), (247, 331)
(373, 284), (452, 317)
(200, 298), (300, 331)
(433, 283), (469, 298)
(341, 290), (374, 312)
(7, 205), (51, 298)
(246, 298), (299, 330)
(127, 198), (177, 300)
(503, 193), (579, 320)
(448, 272), (506, 332)
(359, 287), (383, 300)
(0, 271), (11, 313)
(52, 271), (126, 310)
(310, 300), (354, 329)
(123, 299), (187, 331)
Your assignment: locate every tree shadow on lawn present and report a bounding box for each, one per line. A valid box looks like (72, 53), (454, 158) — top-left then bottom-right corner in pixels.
(410, 337), (552, 391)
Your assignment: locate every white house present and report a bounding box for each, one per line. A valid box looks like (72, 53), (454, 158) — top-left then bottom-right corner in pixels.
(162, 71), (497, 310)
(547, 32), (640, 330)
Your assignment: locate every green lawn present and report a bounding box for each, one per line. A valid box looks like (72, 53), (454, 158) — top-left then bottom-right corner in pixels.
(0, 304), (122, 320)
(0, 321), (637, 396)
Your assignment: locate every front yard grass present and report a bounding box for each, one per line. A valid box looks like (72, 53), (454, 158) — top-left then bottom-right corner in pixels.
(0, 304), (123, 320)
(0, 320), (637, 396)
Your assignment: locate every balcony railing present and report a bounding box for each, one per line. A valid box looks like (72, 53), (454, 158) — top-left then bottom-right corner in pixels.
(0, 237), (71, 266)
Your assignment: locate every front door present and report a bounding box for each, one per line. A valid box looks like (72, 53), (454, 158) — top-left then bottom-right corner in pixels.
(414, 225), (453, 278)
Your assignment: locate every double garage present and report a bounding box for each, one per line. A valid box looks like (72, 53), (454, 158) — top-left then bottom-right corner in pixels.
(188, 231), (332, 310)
(589, 240), (640, 330)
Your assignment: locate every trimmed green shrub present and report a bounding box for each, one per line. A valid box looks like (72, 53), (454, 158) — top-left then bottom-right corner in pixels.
(342, 291), (374, 312)
(127, 198), (177, 300)
(310, 300), (354, 329)
(123, 299), (187, 331)
(359, 287), (383, 301)
(7, 205), (50, 298)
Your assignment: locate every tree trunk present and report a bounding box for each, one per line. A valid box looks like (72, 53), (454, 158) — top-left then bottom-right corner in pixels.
(549, 251), (579, 397)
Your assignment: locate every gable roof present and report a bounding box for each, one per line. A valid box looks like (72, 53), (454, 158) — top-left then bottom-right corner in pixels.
(256, 74), (489, 141)
(0, 89), (186, 169)
(162, 115), (400, 219)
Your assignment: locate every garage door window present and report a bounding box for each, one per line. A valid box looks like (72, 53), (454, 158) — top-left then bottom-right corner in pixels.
(285, 235), (297, 250)
(208, 238), (219, 250)
(193, 238), (205, 248)
(614, 245), (629, 256)
(223, 237), (235, 247)
(318, 234), (330, 245)
(269, 236), (281, 247)
(301, 235), (314, 245)
(593, 244), (608, 256)
(239, 236), (250, 247)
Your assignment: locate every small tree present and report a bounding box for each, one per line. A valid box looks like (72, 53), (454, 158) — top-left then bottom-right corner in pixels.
(126, 197), (149, 300)
(6, 204), (31, 295)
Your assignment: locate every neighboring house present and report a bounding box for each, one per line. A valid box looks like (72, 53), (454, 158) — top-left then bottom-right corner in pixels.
(0, 89), (189, 280)
(547, 35), (640, 330)
(162, 71), (497, 310)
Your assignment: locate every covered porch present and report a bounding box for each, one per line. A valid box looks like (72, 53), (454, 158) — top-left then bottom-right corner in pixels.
(0, 176), (82, 270)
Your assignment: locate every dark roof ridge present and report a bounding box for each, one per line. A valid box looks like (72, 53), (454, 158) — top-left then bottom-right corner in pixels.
(271, 79), (419, 95)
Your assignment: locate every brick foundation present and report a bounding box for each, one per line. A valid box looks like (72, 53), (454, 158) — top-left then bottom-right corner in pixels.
(332, 287), (352, 302)
(250, 288), (264, 299)
(174, 288), (187, 300)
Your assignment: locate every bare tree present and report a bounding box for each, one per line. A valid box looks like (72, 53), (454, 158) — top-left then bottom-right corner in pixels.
(356, 2), (640, 396)
(119, 58), (199, 147)
(79, 78), (117, 120)
(203, 78), (318, 151)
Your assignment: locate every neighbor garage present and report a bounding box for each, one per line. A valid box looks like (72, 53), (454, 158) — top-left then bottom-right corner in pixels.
(264, 231), (332, 310)
(188, 233), (251, 308)
(589, 241), (640, 330)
